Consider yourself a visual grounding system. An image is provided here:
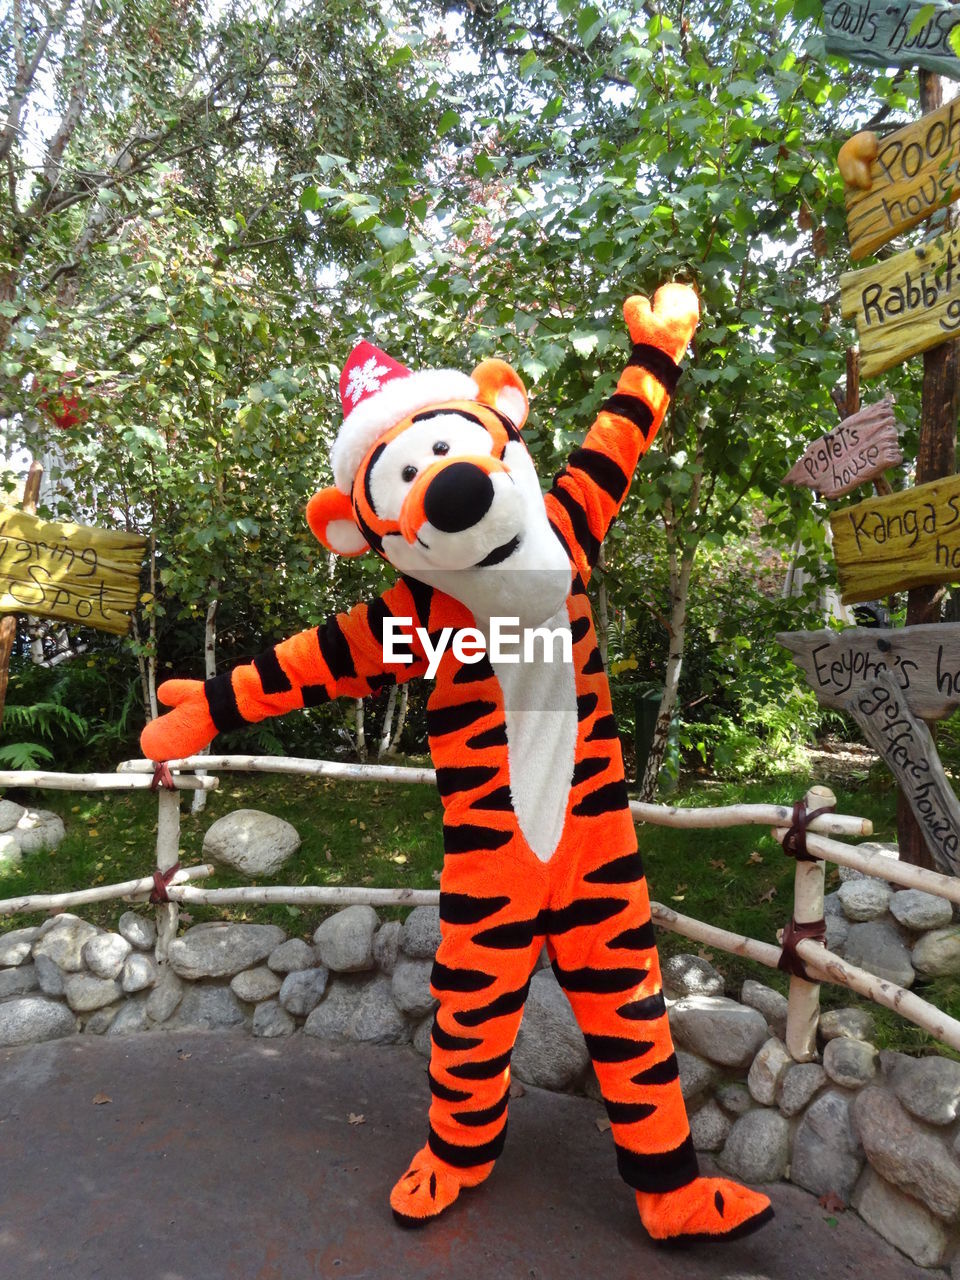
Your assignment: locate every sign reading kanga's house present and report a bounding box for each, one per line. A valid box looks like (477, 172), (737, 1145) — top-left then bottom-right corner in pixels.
(0, 507), (145, 635)
(822, 0), (960, 79)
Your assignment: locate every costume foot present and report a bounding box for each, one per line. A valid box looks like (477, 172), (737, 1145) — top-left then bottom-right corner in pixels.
(390, 1145), (494, 1228)
(636, 1177), (773, 1244)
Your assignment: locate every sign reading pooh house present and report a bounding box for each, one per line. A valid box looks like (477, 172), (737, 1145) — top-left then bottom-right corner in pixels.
(0, 507), (145, 635)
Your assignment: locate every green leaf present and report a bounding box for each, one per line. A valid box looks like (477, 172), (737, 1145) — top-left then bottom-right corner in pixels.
(438, 109), (459, 135)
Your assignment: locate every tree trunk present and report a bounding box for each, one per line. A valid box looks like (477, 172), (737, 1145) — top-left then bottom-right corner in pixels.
(354, 698), (367, 762)
(638, 538), (695, 802)
(377, 685), (398, 760)
(388, 685), (409, 756)
(190, 592), (219, 815)
(596, 545), (610, 668)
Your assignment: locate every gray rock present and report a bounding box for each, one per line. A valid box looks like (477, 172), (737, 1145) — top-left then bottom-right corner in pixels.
(34, 953), (65, 996)
(146, 970), (183, 1024)
(689, 1098), (731, 1153)
(890, 889), (953, 932)
(512, 969), (590, 1091)
(791, 1089), (864, 1202)
(14, 809), (65, 853)
(399, 906), (442, 960)
(740, 980), (788, 1039)
(669, 996), (768, 1069)
(718, 1109), (790, 1183)
(82, 932), (131, 980)
(372, 921), (402, 975)
(313, 906), (378, 973)
(202, 808), (301, 876)
(843, 920), (915, 988)
(33, 915), (100, 972)
(747, 1038), (793, 1106)
(267, 938), (315, 974)
(0, 996), (77, 1045)
(230, 966), (282, 1003)
(121, 953), (157, 995)
(303, 975), (409, 1045)
(819, 1006), (875, 1043)
(912, 927), (960, 977)
(167, 984), (246, 1030)
(838, 878), (891, 922)
(106, 998), (150, 1035)
(278, 967), (329, 1017)
(823, 1036), (878, 1088)
(825, 915), (850, 953)
(252, 1000), (295, 1038)
(117, 911), (156, 951)
(715, 1082), (752, 1116)
(63, 973), (122, 1013)
(0, 799), (26, 831)
(0, 926), (39, 966)
(168, 923), (286, 980)
(854, 1168), (953, 1268)
(677, 1050), (719, 1103)
(412, 1015), (433, 1058)
(891, 1055), (960, 1126)
(823, 891), (844, 917)
(390, 958), (436, 1019)
(661, 953), (724, 998)
(0, 962), (38, 998)
(779, 1063), (827, 1117)
(84, 1005), (119, 1035)
(852, 1085), (960, 1220)
(0, 832), (21, 870)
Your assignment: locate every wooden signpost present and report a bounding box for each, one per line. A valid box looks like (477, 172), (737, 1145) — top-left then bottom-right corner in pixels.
(829, 472), (960, 604)
(821, 0), (960, 79)
(839, 98), (960, 260)
(783, 398), (902, 497)
(839, 231), (960, 378)
(0, 508), (145, 636)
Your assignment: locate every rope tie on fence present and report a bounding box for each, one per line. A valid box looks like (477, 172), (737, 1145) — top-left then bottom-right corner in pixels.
(150, 762), (176, 791)
(149, 862), (180, 904)
(777, 915), (827, 982)
(781, 797), (836, 862)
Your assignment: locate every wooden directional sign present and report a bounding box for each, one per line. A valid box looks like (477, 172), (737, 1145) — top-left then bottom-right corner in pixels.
(839, 231), (960, 379)
(842, 100), (960, 261)
(829, 473), (960, 604)
(0, 507), (145, 635)
(777, 623), (960, 720)
(844, 669), (960, 875)
(822, 0), (960, 79)
(783, 399), (902, 498)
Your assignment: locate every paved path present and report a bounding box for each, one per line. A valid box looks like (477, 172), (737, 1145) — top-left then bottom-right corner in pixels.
(0, 1032), (935, 1280)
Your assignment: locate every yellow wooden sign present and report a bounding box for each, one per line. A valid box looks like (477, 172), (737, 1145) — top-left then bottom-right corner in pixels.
(839, 232), (960, 378)
(829, 473), (960, 605)
(0, 507), (145, 635)
(842, 100), (960, 260)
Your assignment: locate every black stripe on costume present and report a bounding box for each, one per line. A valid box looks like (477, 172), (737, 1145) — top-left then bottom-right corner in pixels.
(428, 1124), (507, 1168)
(631, 1053), (679, 1086)
(567, 447), (630, 503)
(431, 1021), (483, 1052)
(584, 852), (644, 884)
(615, 1135), (699, 1193)
(550, 484), (601, 567)
(439, 893), (511, 925)
(427, 700), (497, 737)
(571, 779), (630, 817)
(627, 342), (683, 394)
(453, 979), (530, 1027)
(431, 961), (496, 993)
(363, 441), (387, 516)
(604, 1099), (657, 1125)
(352, 502), (384, 557)
(436, 765), (499, 797)
(600, 393), (654, 436)
(608, 921), (657, 951)
(253, 648), (292, 695)
(205, 674), (246, 733)
(466, 724), (508, 750)
(473, 917), (540, 950)
(428, 1069), (471, 1102)
(571, 756), (610, 786)
(548, 518), (575, 564)
(581, 646), (605, 676)
(453, 654), (495, 684)
(542, 897), (628, 934)
(470, 785), (513, 812)
(585, 713), (619, 743)
(448, 1048), (513, 1080)
(452, 1093), (510, 1128)
(365, 597), (393, 648)
(584, 1033), (654, 1063)
(571, 616), (591, 644)
(553, 964), (649, 994)
(400, 574), (434, 632)
(301, 683), (331, 707)
(617, 992), (666, 1021)
(443, 823), (512, 854)
(577, 693), (598, 721)
(316, 617), (356, 680)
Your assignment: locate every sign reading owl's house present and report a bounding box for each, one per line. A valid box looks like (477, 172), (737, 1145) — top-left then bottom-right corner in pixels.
(821, 0), (960, 78)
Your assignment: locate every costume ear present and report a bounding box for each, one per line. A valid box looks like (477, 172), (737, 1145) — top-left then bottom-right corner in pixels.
(471, 358), (529, 431)
(306, 487), (370, 557)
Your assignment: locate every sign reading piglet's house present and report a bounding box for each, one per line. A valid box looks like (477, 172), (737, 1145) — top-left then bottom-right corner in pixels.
(0, 507), (145, 635)
(783, 399), (902, 498)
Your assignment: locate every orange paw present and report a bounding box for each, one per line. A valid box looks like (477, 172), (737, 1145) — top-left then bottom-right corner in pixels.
(623, 283), (699, 363)
(389, 1145), (494, 1228)
(636, 1176), (773, 1243)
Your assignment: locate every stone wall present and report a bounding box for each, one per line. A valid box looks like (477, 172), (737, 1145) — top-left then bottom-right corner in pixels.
(2, 895), (960, 1269)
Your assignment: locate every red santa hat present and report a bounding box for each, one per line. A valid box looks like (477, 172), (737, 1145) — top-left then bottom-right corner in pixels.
(331, 341), (478, 493)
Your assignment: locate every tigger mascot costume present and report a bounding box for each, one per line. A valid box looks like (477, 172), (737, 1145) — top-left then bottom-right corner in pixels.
(141, 283), (774, 1245)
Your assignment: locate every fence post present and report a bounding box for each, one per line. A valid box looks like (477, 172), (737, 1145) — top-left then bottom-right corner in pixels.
(154, 788), (181, 964)
(784, 784), (833, 1062)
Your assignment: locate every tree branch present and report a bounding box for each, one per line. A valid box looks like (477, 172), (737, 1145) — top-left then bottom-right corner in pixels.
(0, 0), (74, 163)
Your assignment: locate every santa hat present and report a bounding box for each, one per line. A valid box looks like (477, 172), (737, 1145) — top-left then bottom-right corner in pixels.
(331, 341), (478, 493)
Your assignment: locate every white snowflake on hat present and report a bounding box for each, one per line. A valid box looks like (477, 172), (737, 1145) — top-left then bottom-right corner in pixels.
(345, 356), (390, 406)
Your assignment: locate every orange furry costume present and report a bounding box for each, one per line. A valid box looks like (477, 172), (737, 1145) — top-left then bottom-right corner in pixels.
(142, 284), (773, 1243)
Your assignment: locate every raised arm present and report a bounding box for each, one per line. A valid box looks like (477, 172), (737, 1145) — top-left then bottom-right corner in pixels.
(140, 575), (430, 761)
(545, 283), (699, 581)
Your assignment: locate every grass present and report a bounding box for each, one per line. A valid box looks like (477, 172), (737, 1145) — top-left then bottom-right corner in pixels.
(0, 752), (956, 1057)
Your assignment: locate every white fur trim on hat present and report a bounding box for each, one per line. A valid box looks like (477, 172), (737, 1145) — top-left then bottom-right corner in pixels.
(332, 369), (478, 493)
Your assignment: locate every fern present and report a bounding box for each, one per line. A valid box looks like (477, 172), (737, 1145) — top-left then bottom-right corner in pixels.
(0, 742), (54, 769)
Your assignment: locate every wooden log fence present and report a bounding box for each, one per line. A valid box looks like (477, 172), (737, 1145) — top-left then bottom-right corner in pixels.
(1, 753), (959, 1053)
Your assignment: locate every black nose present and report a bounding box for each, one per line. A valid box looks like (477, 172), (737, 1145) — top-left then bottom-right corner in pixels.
(423, 461), (494, 533)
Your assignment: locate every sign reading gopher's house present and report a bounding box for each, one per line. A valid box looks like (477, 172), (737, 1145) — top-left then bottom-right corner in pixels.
(821, 0), (960, 78)
(829, 474), (960, 604)
(783, 399), (902, 498)
(0, 507), (145, 635)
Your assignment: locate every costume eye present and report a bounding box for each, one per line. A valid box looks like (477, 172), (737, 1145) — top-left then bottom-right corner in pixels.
(401, 464), (418, 482)
(432, 441), (449, 456)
